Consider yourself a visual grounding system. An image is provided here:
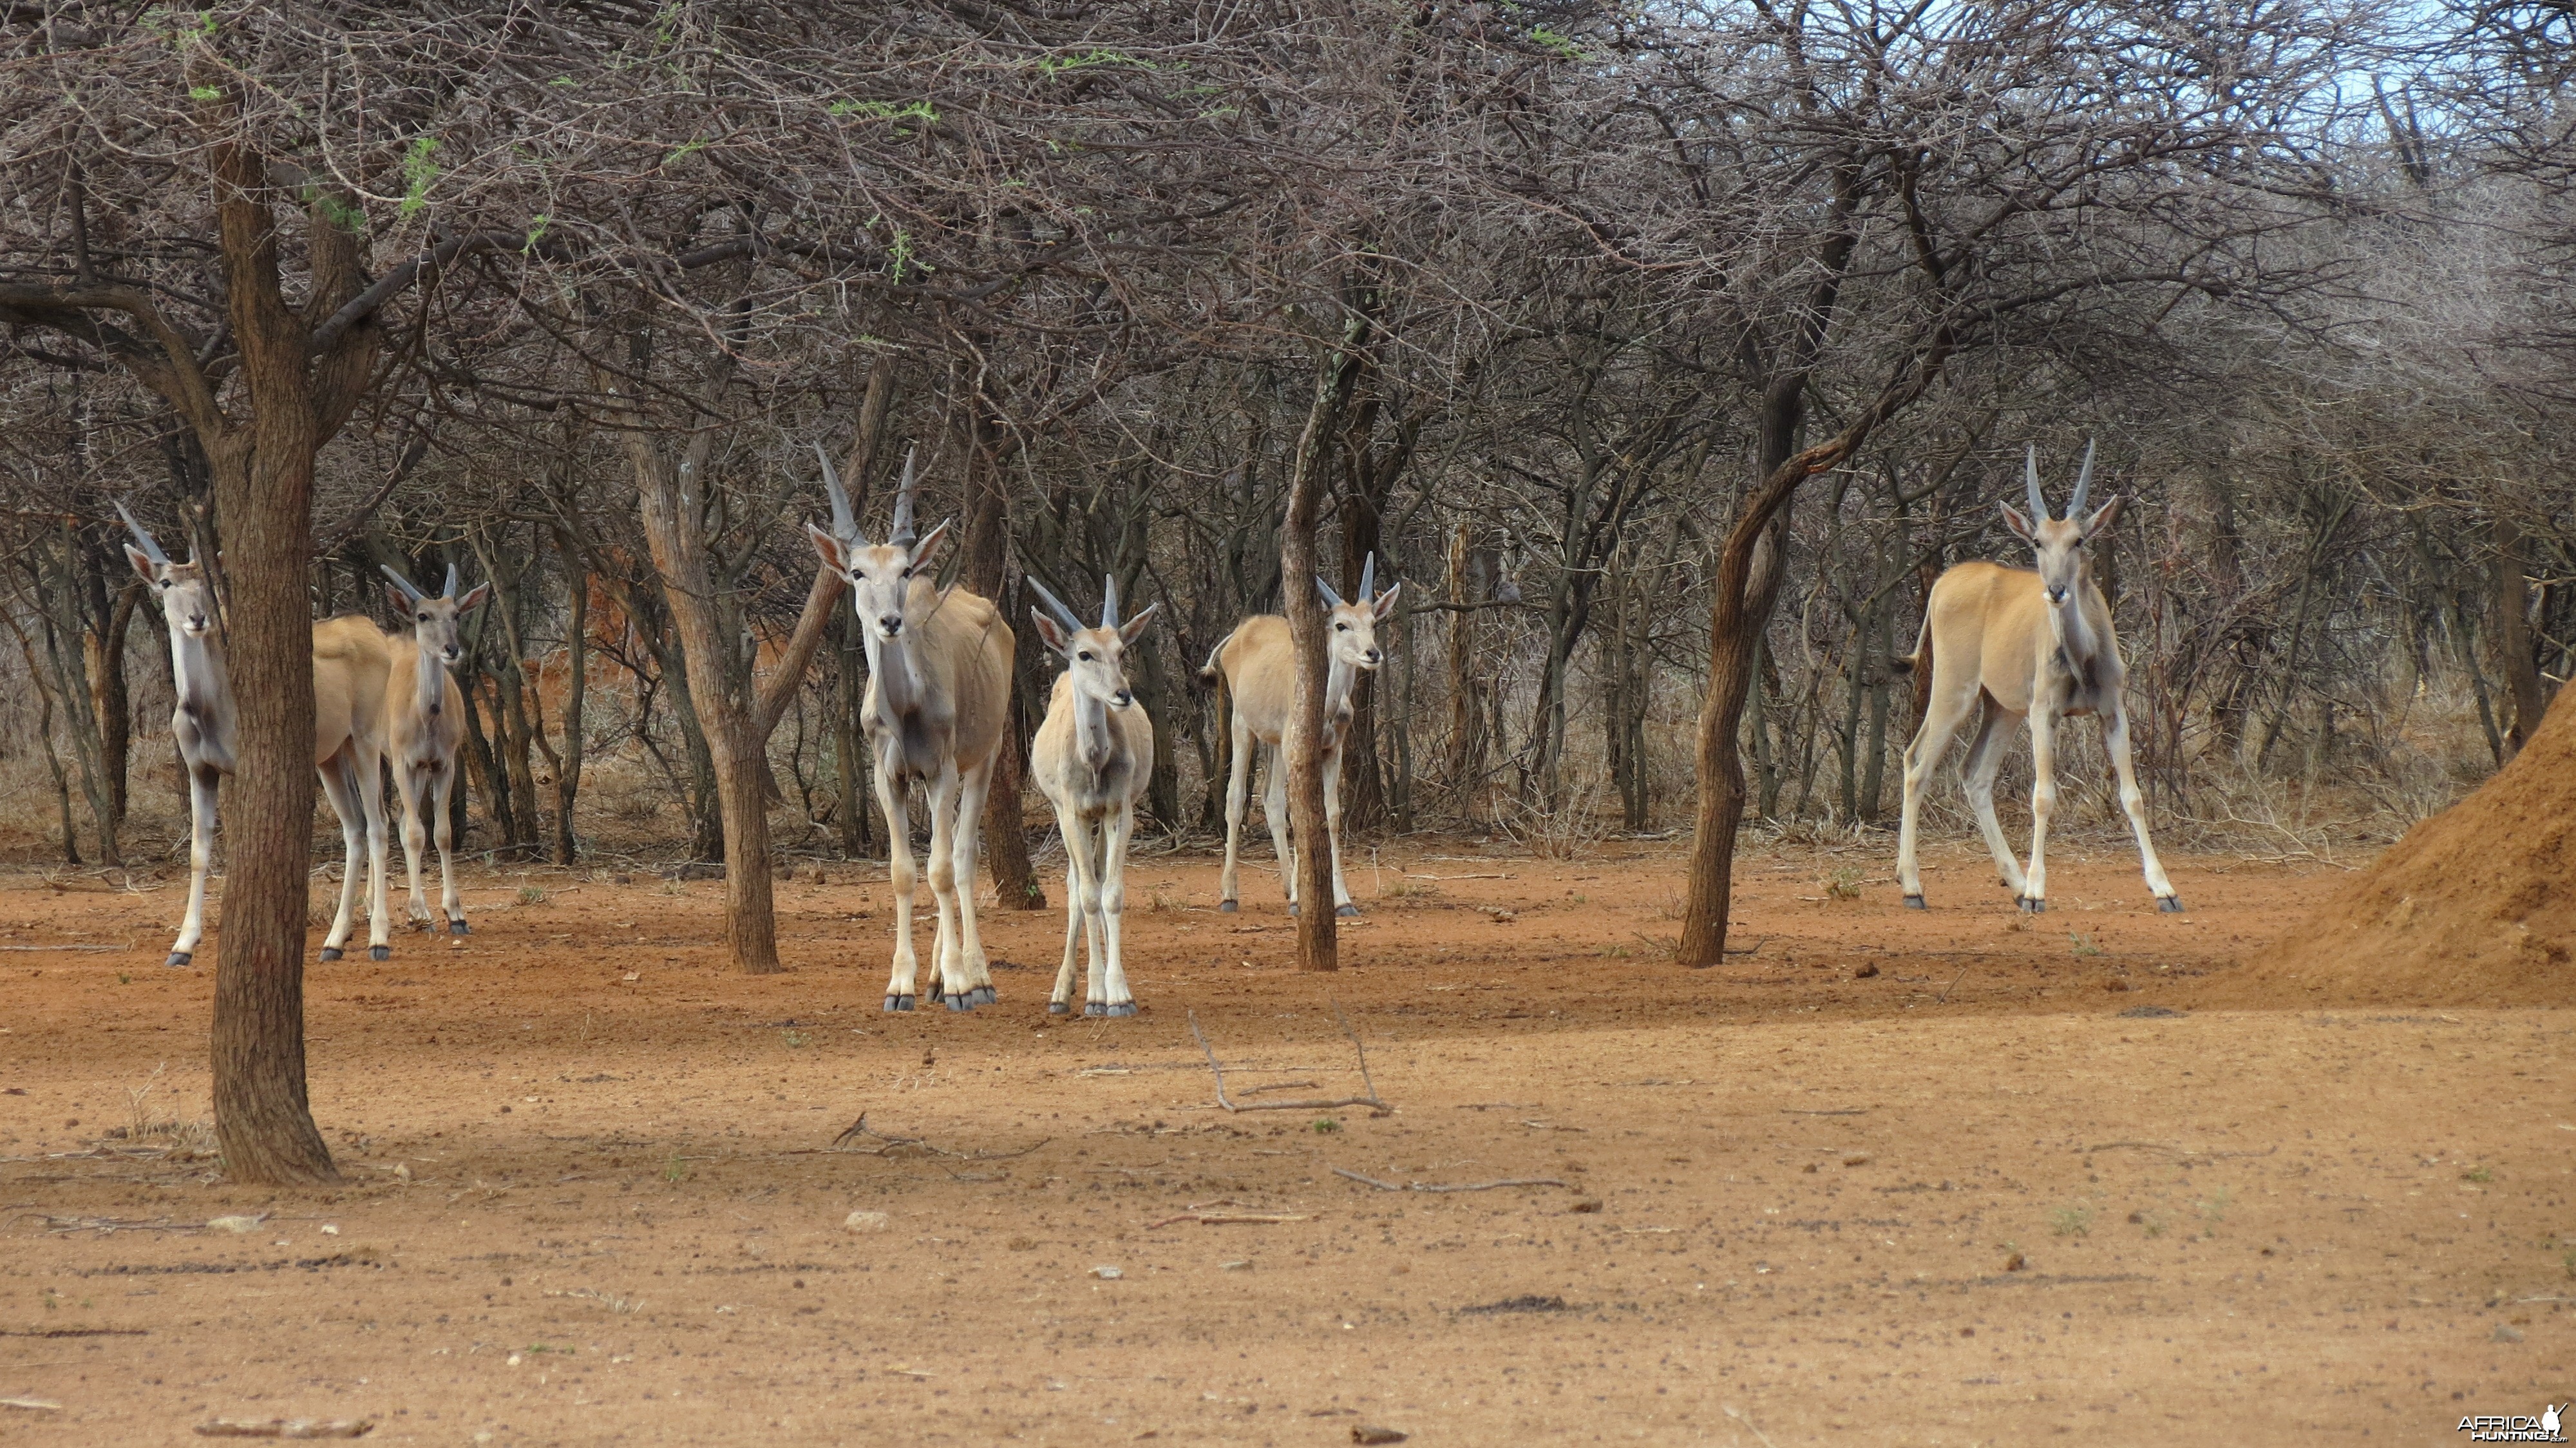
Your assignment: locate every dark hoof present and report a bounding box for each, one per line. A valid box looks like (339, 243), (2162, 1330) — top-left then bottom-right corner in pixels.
(2157, 896), (2185, 913)
(1048, 1001), (1071, 1016)
(1335, 904), (1361, 919)
(319, 947), (343, 962)
(165, 951), (193, 969)
(1287, 901), (1300, 917)
(1103, 1002), (1138, 1018)
(2018, 897), (2045, 914)
(370, 946), (389, 962)
(448, 919), (469, 936)
(969, 985), (996, 1007)
(885, 995), (915, 1013)
(1217, 900), (1238, 914)
(927, 979), (945, 1003)
(945, 993), (974, 1013)
(1901, 895), (1926, 911)
(1083, 1002), (1106, 1017)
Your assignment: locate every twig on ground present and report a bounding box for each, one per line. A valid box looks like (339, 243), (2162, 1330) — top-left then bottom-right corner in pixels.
(1331, 1167), (1567, 1194)
(196, 1416), (372, 1440)
(822, 1115), (1048, 1161)
(1190, 1005), (1392, 1115)
(1723, 1404), (1781, 1448)
(1937, 967), (1967, 1004)
(1, 1397), (63, 1413)
(1144, 1212), (1311, 1228)
(1238, 1080), (1320, 1096)
(1780, 1109), (1868, 1117)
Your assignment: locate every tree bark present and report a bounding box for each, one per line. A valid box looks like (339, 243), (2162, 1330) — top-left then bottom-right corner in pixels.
(2494, 517), (2548, 759)
(961, 399), (1045, 911)
(1285, 329), (1364, 972)
(553, 563), (587, 864)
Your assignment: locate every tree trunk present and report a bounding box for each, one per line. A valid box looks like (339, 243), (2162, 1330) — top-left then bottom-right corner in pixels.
(2494, 517), (2548, 758)
(6, 624), (82, 864)
(551, 564), (587, 863)
(629, 441), (782, 975)
(94, 578), (138, 826)
(1444, 522), (1484, 812)
(832, 609), (873, 857)
(961, 404), (1045, 911)
(1285, 333), (1362, 972)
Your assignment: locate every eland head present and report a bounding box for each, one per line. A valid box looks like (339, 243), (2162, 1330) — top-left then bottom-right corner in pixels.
(1998, 441), (2123, 609)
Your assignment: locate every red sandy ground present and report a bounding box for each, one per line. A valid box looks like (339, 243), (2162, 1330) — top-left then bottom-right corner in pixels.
(0, 836), (2568, 1445)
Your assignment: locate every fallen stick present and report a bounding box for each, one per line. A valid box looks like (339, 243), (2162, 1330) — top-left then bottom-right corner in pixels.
(1937, 967), (1967, 1004)
(1780, 1109), (1867, 1117)
(1331, 1167), (1567, 1194)
(1189, 1004), (1390, 1116)
(193, 1420), (374, 1440)
(0, 1397), (62, 1413)
(1144, 1212), (1311, 1228)
(0, 944), (127, 952)
(1237, 1080), (1320, 1096)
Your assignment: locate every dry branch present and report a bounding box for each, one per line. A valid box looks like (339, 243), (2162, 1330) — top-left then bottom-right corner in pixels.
(1331, 1168), (1568, 1194)
(1188, 1002), (1390, 1115)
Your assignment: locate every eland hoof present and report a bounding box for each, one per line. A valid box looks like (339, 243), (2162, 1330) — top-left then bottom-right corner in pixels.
(165, 951), (193, 969)
(1287, 901), (1300, 917)
(370, 946), (390, 961)
(2157, 896), (2185, 913)
(1103, 1002), (1138, 1018)
(969, 986), (996, 1007)
(884, 995), (916, 1013)
(945, 993), (974, 1013)
(1901, 895), (1926, 911)
(1218, 900), (1238, 914)
(319, 947), (343, 962)
(1335, 904), (1360, 919)
(2017, 896), (2045, 914)
(1083, 1002), (1106, 1017)
(927, 980), (946, 1003)
(448, 920), (470, 936)
(1048, 1001), (1071, 1015)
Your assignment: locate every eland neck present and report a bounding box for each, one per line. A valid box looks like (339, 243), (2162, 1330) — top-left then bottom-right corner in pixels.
(1074, 688), (1120, 774)
(2046, 575), (2098, 665)
(1324, 651), (1359, 726)
(169, 619), (234, 735)
(404, 630), (448, 719)
(863, 623), (923, 731)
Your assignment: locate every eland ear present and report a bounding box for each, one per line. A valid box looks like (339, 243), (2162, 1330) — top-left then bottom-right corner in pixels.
(386, 581), (417, 613)
(1999, 500), (2036, 542)
(1028, 605), (1072, 654)
(124, 544), (160, 584)
(806, 520), (846, 571)
(1118, 601), (1162, 646)
(908, 518), (956, 569)
(457, 583), (492, 614)
(2080, 496), (2125, 539)
(1372, 581), (1403, 621)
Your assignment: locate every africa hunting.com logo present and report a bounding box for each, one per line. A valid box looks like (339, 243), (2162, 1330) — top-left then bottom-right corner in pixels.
(2459, 1405), (2567, 1443)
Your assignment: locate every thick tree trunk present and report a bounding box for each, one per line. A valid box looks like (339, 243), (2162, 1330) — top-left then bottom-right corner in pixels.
(630, 446), (782, 975)
(832, 611), (873, 857)
(1444, 523), (1484, 811)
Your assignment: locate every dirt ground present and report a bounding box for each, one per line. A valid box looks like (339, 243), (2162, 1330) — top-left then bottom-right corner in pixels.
(0, 834), (2568, 1445)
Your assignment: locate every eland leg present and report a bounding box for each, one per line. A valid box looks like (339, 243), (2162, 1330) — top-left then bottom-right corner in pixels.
(950, 754), (998, 1005)
(357, 745), (392, 959)
(1261, 743), (1298, 913)
(1895, 681), (1983, 907)
(395, 763), (434, 929)
(1048, 806), (1092, 1015)
(2103, 705), (2182, 911)
(317, 752), (366, 961)
(1217, 716), (1255, 912)
(923, 763), (971, 1011)
(874, 757), (922, 1011)
(1958, 702), (2029, 898)
(170, 765), (220, 967)
(1323, 740), (1358, 917)
(430, 761), (466, 935)
(2020, 704), (2060, 912)
(1094, 801), (1139, 1016)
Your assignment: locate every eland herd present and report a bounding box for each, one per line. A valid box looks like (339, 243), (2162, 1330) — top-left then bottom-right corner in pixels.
(120, 437), (2179, 1016)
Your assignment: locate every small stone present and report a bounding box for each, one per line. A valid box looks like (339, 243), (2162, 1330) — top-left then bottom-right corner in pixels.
(843, 1210), (891, 1234)
(207, 1215), (261, 1234)
(1090, 1265), (1123, 1280)
(506, 1353), (524, 1366)
(1570, 1199), (1603, 1214)
(2002, 1251), (2027, 1272)
(1352, 1427), (1408, 1445)
(1842, 1153), (1870, 1167)
(1853, 962), (1879, 978)
(2493, 1324), (2524, 1343)
(321, 1224), (339, 1235)
(1220, 1261), (1251, 1271)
